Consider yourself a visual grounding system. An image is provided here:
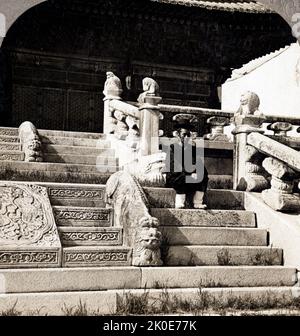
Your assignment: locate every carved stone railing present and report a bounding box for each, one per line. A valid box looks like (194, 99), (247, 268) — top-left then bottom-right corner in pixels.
(102, 72), (166, 187)
(106, 171), (163, 267)
(19, 121), (43, 162)
(232, 92), (300, 212)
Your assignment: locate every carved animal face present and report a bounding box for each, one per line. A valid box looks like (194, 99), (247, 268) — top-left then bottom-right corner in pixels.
(139, 216), (159, 228)
(27, 139), (41, 151)
(142, 77), (159, 95)
(240, 91), (260, 115)
(138, 227), (162, 250)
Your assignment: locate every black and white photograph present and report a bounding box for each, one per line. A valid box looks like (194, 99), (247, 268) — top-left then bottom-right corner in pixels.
(0, 0), (299, 321)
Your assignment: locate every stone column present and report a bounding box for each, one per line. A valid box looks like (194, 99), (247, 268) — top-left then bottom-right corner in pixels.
(232, 115), (269, 191)
(204, 116), (230, 142)
(262, 158), (300, 211)
(139, 95), (162, 156)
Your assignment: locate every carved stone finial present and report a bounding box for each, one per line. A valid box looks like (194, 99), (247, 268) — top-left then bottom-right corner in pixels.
(103, 72), (123, 100)
(138, 77), (161, 105)
(235, 91), (262, 117)
(204, 116), (230, 141)
(19, 121), (43, 162)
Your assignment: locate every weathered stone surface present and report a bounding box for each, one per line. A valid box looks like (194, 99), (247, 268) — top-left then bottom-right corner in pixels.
(0, 267), (141, 293)
(206, 190), (244, 210)
(53, 206), (113, 227)
(269, 122), (293, 136)
(41, 135), (107, 147)
(141, 266), (297, 288)
(165, 246), (282, 266)
(144, 187), (176, 208)
(247, 132), (300, 172)
(44, 153), (117, 166)
(245, 192), (300, 269)
(63, 247), (132, 267)
(0, 151), (24, 161)
(151, 209), (256, 227)
(106, 171), (163, 267)
(160, 227), (267, 246)
(262, 189), (300, 212)
(0, 291), (117, 316)
(19, 121), (43, 162)
(0, 136), (19, 143)
(0, 143), (21, 151)
(44, 144), (114, 156)
(38, 129), (103, 139)
(0, 128), (18, 137)
(0, 182), (61, 268)
(59, 227), (123, 246)
(263, 157), (297, 180)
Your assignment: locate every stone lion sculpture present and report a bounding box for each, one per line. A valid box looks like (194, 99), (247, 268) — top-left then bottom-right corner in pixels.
(132, 216), (163, 266)
(235, 91), (263, 117)
(138, 77), (160, 104)
(103, 72), (123, 99)
(19, 122), (43, 162)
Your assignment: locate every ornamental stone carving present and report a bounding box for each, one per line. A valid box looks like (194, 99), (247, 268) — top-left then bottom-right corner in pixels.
(235, 91), (262, 117)
(19, 121), (43, 162)
(106, 171), (163, 267)
(0, 182), (61, 268)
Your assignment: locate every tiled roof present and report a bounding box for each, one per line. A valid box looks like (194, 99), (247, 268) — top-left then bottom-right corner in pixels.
(150, 0), (272, 13)
(227, 43), (294, 81)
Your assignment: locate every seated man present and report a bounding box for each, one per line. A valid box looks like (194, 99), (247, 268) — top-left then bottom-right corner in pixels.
(165, 115), (209, 209)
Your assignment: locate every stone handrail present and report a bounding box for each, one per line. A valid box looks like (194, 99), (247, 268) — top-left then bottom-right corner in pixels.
(105, 171), (163, 267)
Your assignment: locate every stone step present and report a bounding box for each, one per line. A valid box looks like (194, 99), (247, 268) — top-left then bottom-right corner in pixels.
(0, 135), (20, 143)
(44, 153), (117, 166)
(0, 127), (18, 137)
(0, 266), (296, 293)
(62, 246), (132, 267)
(38, 129), (104, 139)
(0, 287), (299, 316)
(165, 246), (282, 266)
(0, 142), (21, 151)
(43, 144), (114, 156)
(0, 151), (24, 161)
(160, 227), (267, 246)
(41, 135), (107, 147)
(53, 206), (113, 227)
(152, 209), (256, 227)
(58, 227), (123, 246)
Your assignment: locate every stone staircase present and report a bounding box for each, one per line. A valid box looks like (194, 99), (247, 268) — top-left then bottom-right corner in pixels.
(0, 127), (298, 315)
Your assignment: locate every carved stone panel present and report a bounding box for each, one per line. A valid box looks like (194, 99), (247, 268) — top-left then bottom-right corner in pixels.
(0, 183), (62, 268)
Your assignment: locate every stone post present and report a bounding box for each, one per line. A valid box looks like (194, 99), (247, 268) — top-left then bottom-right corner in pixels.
(262, 158), (300, 211)
(139, 95), (162, 156)
(103, 72), (123, 135)
(204, 116), (230, 141)
(232, 115), (269, 191)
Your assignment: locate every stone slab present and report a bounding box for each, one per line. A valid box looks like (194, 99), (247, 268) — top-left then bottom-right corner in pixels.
(0, 267), (141, 293)
(144, 187), (176, 208)
(44, 153), (117, 166)
(0, 151), (24, 161)
(0, 169), (113, 185)
(38, 129), (104, 139)
(58, 227), (123, 246)
(141, 266), (297, 288)
(0, 291), (116, 316)
(165, 246), (282, 266)
(0, 287), (299, 315)
(206, 189), (244, 210)
(46, 183), (106, 207)
(262, 189), (300, 212)
(0, 182), (62, 268)
(207, 175), (233, 190)
(0, 142), (21, 151)
(44, 144), (114, 156)
(0, 128), (18, 137)
(41, 136), (109, 148)
(53, 206), (113, 227)
(62, 247), (132, 267)
(245, 192), (300, 270)
(0, 136), (19, 143)
(151, 209), (256, 227)
(160, 227), (267, 246)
